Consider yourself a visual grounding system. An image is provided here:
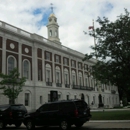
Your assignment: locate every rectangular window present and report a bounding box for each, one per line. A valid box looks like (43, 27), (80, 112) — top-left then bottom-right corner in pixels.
(79, 77), (82, 86)
(46, 70), (50, 82)
(65, 74), (68, 84)
(72, 75), (76, 85)
(84, 64), (88, 70)
(38, 69), (42, 81)
(85, 78), (88, 86)
(67, 95), (69, 100)
(56, 55), (60, 63)
(46, 52), (51, 60)
(56, 72), (60, 83)
(64, 58), (68, 65)
(72, 60), (76, 68)
(78, 63), (82, 69)
(40, 96), (42, 104)
(25, 93), (29, 106)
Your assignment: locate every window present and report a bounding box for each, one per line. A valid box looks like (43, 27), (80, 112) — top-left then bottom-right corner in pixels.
(65, 73), (68, 84)
(56, 55), (60, 63)
(50, 30), (52, 36)
(85, 78), (88, 86)
(38, 69), (42, 81)
(78, 63), (82, 69)
(40, 96), (42, 104)
(64, 58), (68, 65)
(46, 70), (50, 82)
(72, 75), (76, 85)
(23, 60), (29, 79)
(55, 30), (57, 36)
(84, 64), (88, 70)
(56, 72), (60, 83)
(72, 60), (76, 68)
(74, 95), (77, 99)
(46, 52), (51, 60)
(66, 95), (69, 100)
(25, 93), (29, 106)
(79, 77), (82, 86)
(8, 57), (15, 74)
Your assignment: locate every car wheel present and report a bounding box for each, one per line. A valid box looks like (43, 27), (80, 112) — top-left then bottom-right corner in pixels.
(0, 120), (6, 129)
(15, 122), (22, 128)
(75, 122), (83, 128)
(26, 120), (35, 130)
(60, 120), (70, 130)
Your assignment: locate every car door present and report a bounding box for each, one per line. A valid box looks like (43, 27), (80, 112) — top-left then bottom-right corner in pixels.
(35, 104), (49, 126)
(47, 103), (59, 125)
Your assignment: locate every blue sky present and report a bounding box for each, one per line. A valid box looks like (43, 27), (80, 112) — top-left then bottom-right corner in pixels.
(0, 0), (129, 54)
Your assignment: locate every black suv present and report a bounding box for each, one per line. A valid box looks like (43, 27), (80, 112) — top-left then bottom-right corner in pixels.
(0, 104), (27, 128)
(24, 100), (91, 130)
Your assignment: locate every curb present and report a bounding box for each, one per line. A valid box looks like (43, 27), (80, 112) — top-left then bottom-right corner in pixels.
(89, 120), (130, 123)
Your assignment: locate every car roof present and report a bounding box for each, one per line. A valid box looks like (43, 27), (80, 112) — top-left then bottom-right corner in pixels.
(0, 104), (24, 107)
(45, 99), (84, 105)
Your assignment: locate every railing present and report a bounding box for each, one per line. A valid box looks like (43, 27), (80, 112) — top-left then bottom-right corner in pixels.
(72, 85), (93, 91)
(56, 83), (62, 87)
(65, 84), (70, 88)
(111, 90), (116, 94)
(46, 82), (52, 86)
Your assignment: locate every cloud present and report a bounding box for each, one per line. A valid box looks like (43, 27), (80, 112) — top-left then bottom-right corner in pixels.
(0, 0), (130, 55)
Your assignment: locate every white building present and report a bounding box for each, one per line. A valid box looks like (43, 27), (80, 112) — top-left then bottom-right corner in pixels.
(0, 13), (119, 111)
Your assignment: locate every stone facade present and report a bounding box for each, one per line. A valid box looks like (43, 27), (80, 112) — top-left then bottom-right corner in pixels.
(0, 13), (119, 111)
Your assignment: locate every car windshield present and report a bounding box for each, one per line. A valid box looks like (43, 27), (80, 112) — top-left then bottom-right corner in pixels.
(0, 105), (9, 111)
(75, 101), (87, 109)
(11, 105), (26, 111)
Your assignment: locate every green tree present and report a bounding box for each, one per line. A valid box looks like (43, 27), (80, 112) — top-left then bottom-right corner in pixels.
(83, 9), (130, 101)
(0, 68), (26, 104)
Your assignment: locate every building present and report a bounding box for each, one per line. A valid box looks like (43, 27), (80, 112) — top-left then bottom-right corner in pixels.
(0, 13), (119, 111)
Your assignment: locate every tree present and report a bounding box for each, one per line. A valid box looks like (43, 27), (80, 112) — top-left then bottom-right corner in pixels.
(83, 9), (130, 101)
(0, 68), (26, 104)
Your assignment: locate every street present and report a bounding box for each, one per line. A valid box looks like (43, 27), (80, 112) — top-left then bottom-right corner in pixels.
(3, 121), (130, 130)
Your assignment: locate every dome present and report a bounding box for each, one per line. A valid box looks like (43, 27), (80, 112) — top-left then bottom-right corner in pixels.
(49, 13), (55, 17)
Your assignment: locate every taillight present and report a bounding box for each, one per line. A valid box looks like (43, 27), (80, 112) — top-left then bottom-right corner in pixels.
(9, 112), (12, 117)
(74, 109), (78, 117)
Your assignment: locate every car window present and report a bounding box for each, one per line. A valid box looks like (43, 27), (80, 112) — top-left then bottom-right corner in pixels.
(39, 104), (49, 112)
(75, 101), (87, 109)
(11, 105), (26, 111)
(0, 105), (9, 111)
(48, 103), (59, 111)
(59, 102), (75, 111)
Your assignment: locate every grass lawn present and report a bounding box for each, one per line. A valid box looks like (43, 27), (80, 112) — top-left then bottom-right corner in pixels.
(91, 110), (130, 120)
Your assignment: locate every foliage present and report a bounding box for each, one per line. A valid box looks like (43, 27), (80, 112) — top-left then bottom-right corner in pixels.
(83, 9), (130, 100)
(0, 68), (26, 104)
(91, 110), (130, 120)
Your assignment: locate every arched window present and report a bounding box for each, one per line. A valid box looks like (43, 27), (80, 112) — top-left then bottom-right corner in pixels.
(55, 30), (57, 36)
(72, 70), (76, 85)
(50, 30), (52, 36)
(23, 60), (30, 79)
(8, 56), (15, 74)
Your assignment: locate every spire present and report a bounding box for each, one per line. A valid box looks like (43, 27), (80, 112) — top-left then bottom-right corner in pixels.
(50, 3), (54, 14)
(46, 4), (60, 44)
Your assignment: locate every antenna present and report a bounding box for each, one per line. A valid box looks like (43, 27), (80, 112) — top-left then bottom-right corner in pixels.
(50, 3), (54, 13)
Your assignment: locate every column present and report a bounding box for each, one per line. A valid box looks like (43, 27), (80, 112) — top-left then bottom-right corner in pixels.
(61, 55), (65, 88)
(52, 53), (56, 87)
(18, 41), (22, 78)
(2, 37), (6, 74)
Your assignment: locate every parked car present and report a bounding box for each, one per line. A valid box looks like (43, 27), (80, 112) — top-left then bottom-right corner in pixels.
(0, 104), (27, 128)
(24, 99), (91, 130)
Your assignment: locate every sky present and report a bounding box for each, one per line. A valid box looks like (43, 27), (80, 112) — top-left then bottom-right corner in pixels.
(0, 0), (130, 54)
